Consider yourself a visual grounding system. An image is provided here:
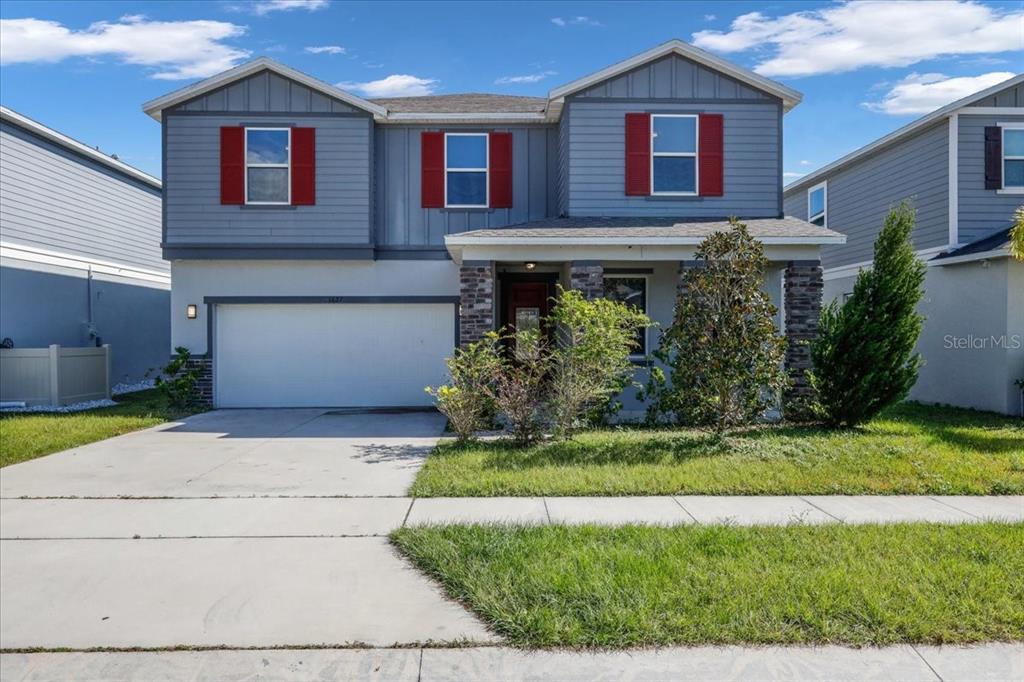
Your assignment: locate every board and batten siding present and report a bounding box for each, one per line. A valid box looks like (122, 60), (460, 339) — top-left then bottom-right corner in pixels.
(373, 125), (558, 248)
(170, 70), (361, 115)
(784, 121), (949, 269)
(565, 100), (781, 217)
(0, 121), (164, 272)
(958, 113), (1024, 244)
(164, 113), (372, 246)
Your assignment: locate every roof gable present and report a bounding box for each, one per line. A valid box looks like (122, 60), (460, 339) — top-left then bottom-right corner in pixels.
(143, 57), (386, 121)
(548, 39), (801, 111)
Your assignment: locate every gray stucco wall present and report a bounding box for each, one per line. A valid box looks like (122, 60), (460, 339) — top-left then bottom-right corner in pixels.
(784, 121), (949, 268)
(565, 100), (782, 218)
(958, 113), (1024, 244)
(164, 113), (372, 247)
(373, 125), (557, 248)
(0, 121), (164, 272)
(0, 263), (170, 384)
(170, 70), (360, 115)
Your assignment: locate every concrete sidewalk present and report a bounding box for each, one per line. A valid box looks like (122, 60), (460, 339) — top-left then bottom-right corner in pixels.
(2, 644), (1020, 681)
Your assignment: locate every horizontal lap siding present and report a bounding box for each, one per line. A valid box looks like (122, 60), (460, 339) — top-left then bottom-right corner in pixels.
(164, 115), (371, 245)
(566, 101), (780, 217)
(958, 113), (1024, 244)
(374, 125), (558, 247)
(785, 122), (949, 269)
(0, 122), (164, 272)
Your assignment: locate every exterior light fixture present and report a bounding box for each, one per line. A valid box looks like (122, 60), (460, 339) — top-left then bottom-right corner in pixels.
(524, 262), (537, 271)
(186, 304), (198, 320)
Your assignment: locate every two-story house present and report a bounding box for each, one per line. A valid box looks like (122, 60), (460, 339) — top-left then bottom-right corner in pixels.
(143, 39), (843, 410)
(1, 107), (169, 385)
(784, 75), (1024, 416)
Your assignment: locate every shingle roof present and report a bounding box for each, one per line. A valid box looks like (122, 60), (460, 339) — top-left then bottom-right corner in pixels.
(932, 227), (1012, 261)
(370, 94), (548, 114)
(447, 216), (845, 242)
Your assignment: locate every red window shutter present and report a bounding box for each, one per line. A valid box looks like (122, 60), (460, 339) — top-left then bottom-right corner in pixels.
(489, 132), (513, 208)
(624, 113), (651, 196)
(220, 126), (245, 205)
(421, 131), (445, 208)
(290, 127), (316, 205)
(984, 126), (1002, 190)
(698, 113), (724, 197)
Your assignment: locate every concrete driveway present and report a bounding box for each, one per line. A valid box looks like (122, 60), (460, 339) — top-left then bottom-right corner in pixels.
(0, 409), (495, 650)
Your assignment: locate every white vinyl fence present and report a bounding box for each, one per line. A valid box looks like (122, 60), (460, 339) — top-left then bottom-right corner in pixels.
(0, 345), (111, 407)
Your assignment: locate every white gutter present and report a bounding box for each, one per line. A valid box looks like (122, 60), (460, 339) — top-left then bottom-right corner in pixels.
(1, 106), (162, 190)
(445, 235), (846, 246)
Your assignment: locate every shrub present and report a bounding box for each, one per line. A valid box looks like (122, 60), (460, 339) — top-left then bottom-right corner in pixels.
(155, 346), (201, 409)
(809, 201), (926, 427)
(1010, 206), (1024, 262)
(485, 328), (550, 447)
(648, 218), (788, 432)
(426, 333), (503, 443)
(547, 286), (651, 436)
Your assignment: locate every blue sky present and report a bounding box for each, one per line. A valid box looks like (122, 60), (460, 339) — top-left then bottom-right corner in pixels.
(1, 0), (1021, 180)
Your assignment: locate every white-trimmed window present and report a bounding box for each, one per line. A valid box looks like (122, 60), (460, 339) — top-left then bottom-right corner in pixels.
(807, 181), (827, 227)
(651, 114), (698, 195)
(445, 133), (488, 207)
(1002, 123), (1024, 192)
(245, 128), (290, 204)
(602, 275), (649, 356)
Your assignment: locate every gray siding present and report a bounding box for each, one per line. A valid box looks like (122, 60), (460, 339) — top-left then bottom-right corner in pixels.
(958, 113), (1024, 244)
(164, 114), (372, 246)
(556, 113), (570, 217)
(565, 100), (781, 217)
(0, 121), (164, 272)
(171, 70), (360, 114)
(573, 54), (772, 101)
(785, 121), (949, 268)
(373, 125), (558, 248)
(970, 81), (1024, 108)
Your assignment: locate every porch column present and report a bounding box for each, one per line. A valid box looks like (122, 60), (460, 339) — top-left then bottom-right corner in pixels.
(459, 260), (494, 346)
(677, 260), (701, 298)
(569, 261), (603, 300)
(783, 260), (823, 404)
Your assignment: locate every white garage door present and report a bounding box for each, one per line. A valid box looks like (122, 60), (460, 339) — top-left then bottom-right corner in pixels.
(215, 303), (454, 408)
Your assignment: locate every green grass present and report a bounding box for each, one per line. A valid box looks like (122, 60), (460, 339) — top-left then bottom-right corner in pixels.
(0, 389), (199, 468)
(410, 403), (1024, 496)
(392, 523), (1024, 647)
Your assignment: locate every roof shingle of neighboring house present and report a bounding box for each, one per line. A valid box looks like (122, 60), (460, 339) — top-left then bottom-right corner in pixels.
(370, 94), (548, 114)
(933, 227), (1013, 261)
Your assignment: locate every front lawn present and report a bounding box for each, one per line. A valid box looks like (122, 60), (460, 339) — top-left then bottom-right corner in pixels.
(392, 523), (1024, 647)
(0, 389), (199, 468)
(410, 402), (1023, 496)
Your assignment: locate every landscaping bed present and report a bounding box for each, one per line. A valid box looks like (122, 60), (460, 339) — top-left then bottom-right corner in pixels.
(410, 403), (1024, 496)
(392, 522), (1024, 648)
(0, 389), (199, 467)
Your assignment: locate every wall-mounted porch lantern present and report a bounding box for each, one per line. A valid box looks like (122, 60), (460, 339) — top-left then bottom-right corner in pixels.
(186, 304), (198, 320)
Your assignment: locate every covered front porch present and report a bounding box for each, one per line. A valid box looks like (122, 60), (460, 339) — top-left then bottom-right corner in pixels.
(445, 217), (846, 404)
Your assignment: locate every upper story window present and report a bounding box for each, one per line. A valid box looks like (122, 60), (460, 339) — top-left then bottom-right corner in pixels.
(246, 128), (290, 204)
(651, 115), (698, 195)
(445, 133), (488, 207)
(807, 181), (827, 227)
(1002, 125), (1024, 192)
(602, 275), (649, 356)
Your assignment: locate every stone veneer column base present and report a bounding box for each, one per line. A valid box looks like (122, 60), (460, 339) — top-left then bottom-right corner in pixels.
(459, 261), (494, 346)
(182, 354), (213, 407)
(783, 260), (823, 405)
(569, 261), (604, 300)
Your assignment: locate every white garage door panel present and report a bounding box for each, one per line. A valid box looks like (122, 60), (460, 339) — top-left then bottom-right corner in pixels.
(216, 303), (453, 408)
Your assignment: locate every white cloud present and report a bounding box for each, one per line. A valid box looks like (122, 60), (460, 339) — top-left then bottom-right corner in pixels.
(704, 14), (716, 21)
(305, 45), (345, 55)
(863, 71), (1016, 115)
(783, 171), (806, 180)
(692, 1), (1024, 77)
(799, 159), (812, 166)
(0, 16), (249, 80)
(337, 74), (437, 97)
(249, 0), (328, 16)
(551, 16), (602, 27)
(495, 70), (557, 85)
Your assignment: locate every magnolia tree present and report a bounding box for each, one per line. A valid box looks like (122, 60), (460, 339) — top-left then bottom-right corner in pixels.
(647, 219), (788, 432)
(809, 201), (925, 427)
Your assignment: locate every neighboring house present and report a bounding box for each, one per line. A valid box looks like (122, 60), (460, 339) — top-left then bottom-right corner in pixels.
(784, 76), (1024, 416)
(0, 107), (169, 385)
(143, 39), (843, 410)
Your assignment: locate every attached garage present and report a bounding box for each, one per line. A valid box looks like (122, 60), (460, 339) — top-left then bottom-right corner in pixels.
(212, 299), (456, 408)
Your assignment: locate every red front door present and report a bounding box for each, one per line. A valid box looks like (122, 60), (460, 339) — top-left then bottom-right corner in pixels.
(505, 281), (551, 337)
